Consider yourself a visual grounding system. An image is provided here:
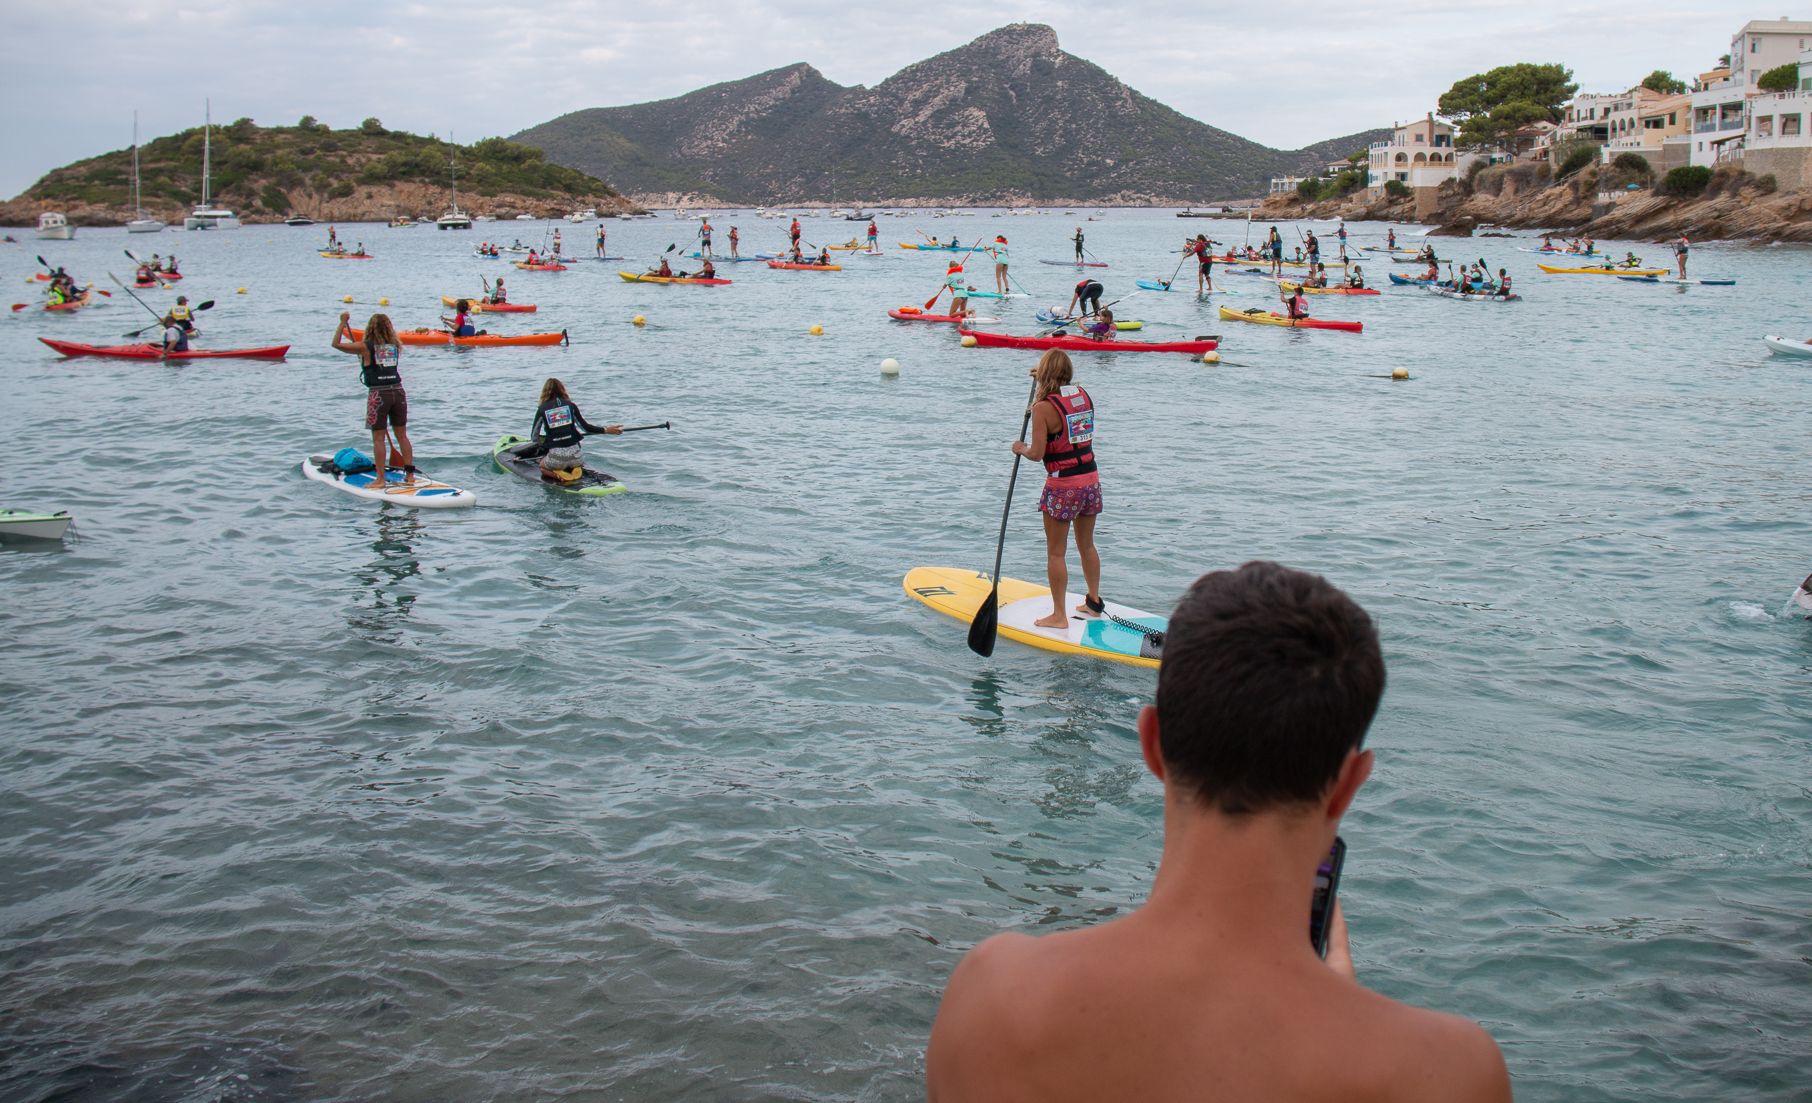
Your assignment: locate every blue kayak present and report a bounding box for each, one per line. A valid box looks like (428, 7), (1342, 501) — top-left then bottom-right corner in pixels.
(1617, 274), (1736, 286)
(1389, 272), (1486, 288)
(1135, 279), (1177, 292)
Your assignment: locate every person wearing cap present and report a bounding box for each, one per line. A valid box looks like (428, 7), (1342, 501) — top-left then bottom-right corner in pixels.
(989, 236), (1010, 294)
(170, 295), (199, 336)
(945, 263), (970, 318)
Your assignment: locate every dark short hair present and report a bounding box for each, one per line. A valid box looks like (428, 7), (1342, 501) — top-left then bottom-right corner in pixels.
(1156, 561), (1384, 814)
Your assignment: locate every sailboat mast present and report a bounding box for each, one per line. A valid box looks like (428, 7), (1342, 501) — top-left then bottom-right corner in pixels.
(202, 99), (212, 208)
(132, 111), (142, 215)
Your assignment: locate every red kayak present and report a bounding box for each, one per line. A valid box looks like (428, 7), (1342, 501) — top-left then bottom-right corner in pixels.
(40, 337), (290, 360)
(44, 293), (94, 312)
(890, 308), (965, 323)
(513, 262), (567, 271)
(158, 271), (183, 280)
(958, 329), (1217, 355)
(767, 260), (842, 271)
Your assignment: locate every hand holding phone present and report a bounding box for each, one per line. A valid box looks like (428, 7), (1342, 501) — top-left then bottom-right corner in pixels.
(1309, 836), (1346, 959)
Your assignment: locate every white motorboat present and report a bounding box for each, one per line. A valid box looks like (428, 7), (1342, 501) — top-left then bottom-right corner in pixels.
(0, 510), (72, 540)
(125, 112), (164, 233)
(35, 212), (74, 240)
(284, 215), (315, 226)
(184, 100), (240, 230)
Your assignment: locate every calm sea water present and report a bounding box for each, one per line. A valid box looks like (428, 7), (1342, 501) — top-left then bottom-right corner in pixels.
(1, 212), (1807, 1102)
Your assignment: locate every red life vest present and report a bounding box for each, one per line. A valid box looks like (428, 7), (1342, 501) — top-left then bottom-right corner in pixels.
(1042, 386), (1097, 480)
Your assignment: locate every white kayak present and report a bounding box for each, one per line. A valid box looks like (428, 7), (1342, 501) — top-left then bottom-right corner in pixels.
(0, 509), (71, 540)
(301, 454), (476, 508)
(1792, 573), (1812, 617)
(1763, 335), (1812, 359)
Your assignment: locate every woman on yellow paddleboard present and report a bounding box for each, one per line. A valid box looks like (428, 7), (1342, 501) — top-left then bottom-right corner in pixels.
(1010, 350), (1103, 630)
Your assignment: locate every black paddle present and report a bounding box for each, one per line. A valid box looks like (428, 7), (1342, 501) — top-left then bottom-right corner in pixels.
(617, 421), (673, 432)
(124, 299), (212, 338)
(968, 375), (1042, 657)
(108, 272), (167, 324)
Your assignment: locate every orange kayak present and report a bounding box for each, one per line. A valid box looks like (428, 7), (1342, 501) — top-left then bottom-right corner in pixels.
(348, 327), (568, 348)
(513, 262), (567, 271)
(440, 296), (538, 313)
(766, 260), (842, 271)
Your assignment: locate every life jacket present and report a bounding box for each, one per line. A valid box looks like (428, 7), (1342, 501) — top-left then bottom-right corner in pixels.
(361, 343), (401, 389)
(1042, 386), (1096, 480)
(1075, 279), (1097, 295)
(539, 398), (581, 449)
(171, 305), (192, 321)
(1287, 293), (1309, 319)
(453, 313), (474, 337)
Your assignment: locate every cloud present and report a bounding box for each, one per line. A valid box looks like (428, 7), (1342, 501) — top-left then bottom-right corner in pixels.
(0, 0), (1750, 198)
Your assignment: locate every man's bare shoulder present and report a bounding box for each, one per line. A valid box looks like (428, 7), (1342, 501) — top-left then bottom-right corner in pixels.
(1363, 995), (1512, 1103)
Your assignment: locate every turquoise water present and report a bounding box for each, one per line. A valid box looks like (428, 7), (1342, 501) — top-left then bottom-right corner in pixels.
(1, 213), (1807, 1101)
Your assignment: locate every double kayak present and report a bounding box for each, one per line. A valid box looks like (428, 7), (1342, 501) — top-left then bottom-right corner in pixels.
(1388, 272), (1486, 288)
(319, 251), (373, 260)
(514, 262), (568, 271)
(618, 271), (732, 285)
(888, 308), (1000, 324)
(347, 326), (568, 348)
(1517, 247), (1602, 256)
(766, 260), (841, 271)
(958, 329), (1217, 355)
(1218, 306), (1362, 333)
(1763, 336), (1812, 359)
(1426, 287), (1519, 302)
(1277, 282), (1380, 296)
(1536, 263), (1668, 276)
(40, 337), (290, 360)
(492, 435), (626, 497)
(898, 242), (964, 251)
(441, 296), (538, 312)
(42, 293), (94, 312)
(301, 453), (476, 508)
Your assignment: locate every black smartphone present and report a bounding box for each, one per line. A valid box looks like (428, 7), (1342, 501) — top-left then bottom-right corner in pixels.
(1309, 836), (1346, 959)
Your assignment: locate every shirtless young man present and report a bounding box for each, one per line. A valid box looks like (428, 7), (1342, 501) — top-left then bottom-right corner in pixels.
(927, 561), (1512, 1103)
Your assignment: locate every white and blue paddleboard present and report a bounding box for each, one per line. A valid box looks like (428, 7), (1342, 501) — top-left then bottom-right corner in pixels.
(301, 454), (476, 508)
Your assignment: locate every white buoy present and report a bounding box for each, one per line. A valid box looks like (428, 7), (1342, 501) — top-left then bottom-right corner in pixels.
(1391, 366), (1409, 380)
(880, 357), (900, 376)
(1201, 351), (1220, 365)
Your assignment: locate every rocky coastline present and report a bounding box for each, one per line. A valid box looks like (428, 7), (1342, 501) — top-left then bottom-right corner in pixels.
(1261, 164), (1811, 243)
(0, 182), (638, 228)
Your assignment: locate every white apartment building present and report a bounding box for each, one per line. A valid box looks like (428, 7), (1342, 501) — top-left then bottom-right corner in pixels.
(1727, 17), (1812, 90)
(1745, 47), (1812, 187)
(1366, 114), (1459, 190)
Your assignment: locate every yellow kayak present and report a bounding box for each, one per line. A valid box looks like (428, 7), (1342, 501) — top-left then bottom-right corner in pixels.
(1218, 305), (1362, 333)
(1537, 263), (1669, 276)
(440, 296), (537, 313)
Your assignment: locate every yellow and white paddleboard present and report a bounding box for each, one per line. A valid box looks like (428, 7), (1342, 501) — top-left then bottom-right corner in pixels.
(903, 566), (1165, 669)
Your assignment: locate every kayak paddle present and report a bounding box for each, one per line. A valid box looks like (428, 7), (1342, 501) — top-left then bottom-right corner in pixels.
(968, 375), (1041, 658)
(618, 421), (673, 432)
(108, 271), (168, 325)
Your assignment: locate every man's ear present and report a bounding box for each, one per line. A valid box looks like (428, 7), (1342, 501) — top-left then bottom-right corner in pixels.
(1325, 748), (1373, 821)
(1138, 705), (1165, 782)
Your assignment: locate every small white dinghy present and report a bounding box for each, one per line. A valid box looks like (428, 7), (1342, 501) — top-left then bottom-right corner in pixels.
(0, 509), (72, 540)
(1763, 335), (1812, 359)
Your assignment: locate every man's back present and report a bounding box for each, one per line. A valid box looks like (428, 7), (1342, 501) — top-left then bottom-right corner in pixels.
(928, 914), (1508, 1103)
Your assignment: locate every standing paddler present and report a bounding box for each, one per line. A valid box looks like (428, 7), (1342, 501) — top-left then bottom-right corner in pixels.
(1073, 226), (1086, 262)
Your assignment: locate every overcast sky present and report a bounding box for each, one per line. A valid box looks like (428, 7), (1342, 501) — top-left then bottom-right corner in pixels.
(0, 0), (1749, 198)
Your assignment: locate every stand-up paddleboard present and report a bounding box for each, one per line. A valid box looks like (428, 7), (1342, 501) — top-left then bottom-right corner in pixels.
(301, 454), (476, 508)
(491, 435), (626, 496)
(1791, 573), (1812, 617)
(903, 566), (1165, 669)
